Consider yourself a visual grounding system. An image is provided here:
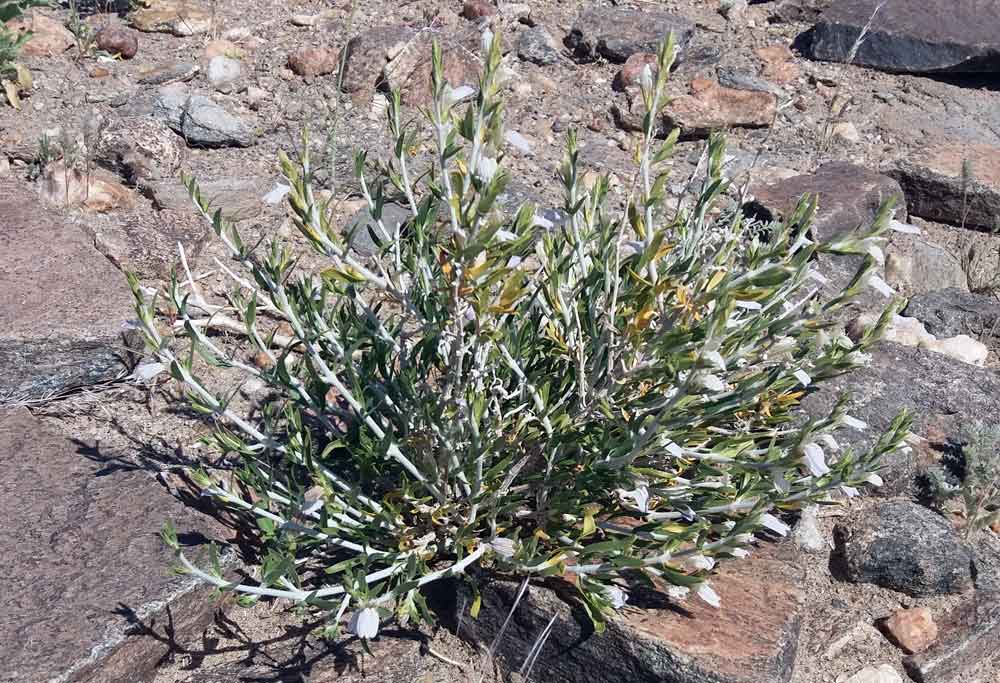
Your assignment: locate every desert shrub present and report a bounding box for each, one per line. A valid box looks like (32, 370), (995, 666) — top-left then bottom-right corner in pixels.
(1, 0), (52, 108)
(929, 422), (1000, 539)
(130, 33), (909, 637)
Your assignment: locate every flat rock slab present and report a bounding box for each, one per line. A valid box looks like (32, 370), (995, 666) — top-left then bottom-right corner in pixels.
(805, 0), (1000, 73)
(152, 85), (254, 148)
(904, 590), (1000, 682)
(905, 288), (1000, 343)
(747, 162), (905, 242)
(0, 180), (136, 400)
(801, 341), (1000, 495)
(0, 409), (227, 682)
(887, 143), (1000, 231)
(437, 543), (806, 683)
(567, 6), (695, 63)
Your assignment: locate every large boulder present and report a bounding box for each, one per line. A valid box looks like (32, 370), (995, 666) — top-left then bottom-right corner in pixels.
(433, 542), (808, 683)
(905, 288), (1000, 342)
(805, 0), (1000, 73)
(0, 180), (137, 400)
(0, 409), (228, 682)
(566, 5), (695, 64)
(801, 342), (1000, 495)
(833, 501), (974, 597)
(887, 143), (1000, 231)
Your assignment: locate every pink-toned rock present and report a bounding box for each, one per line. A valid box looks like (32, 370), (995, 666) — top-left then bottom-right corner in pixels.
(95, 25), (138, 59)
(287, 46), (338, 77)
(5, 11), (73, 56)
(382, 31), (480, 106)
(40, 162), (135, 213)
(884, 607), (939, 654)
(461, 0), (497, 20)
(615, 78), (776, 138)
(613, 52), (657, 91)
(755, 44), (799, 84)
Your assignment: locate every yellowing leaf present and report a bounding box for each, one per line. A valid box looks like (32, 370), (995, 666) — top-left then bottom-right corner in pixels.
(2, 80), (20, 110)
(705, 269), (726, 292)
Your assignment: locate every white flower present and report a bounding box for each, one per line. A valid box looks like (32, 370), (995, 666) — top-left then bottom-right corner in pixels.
(618, 486), (650, 513)
(476, 155), (498, 183)
(703, 350), (726, 371)
(444, 84), (475, 107)
(841, 485), (860, 498)
(348, 607), (380, 639)
(761, 513), (790, 536)
(773, 470), (791, 494)
(697, 583), (721, 608)
(802, 442), (830, 477)
(698, 373), (726, 393)
(481, 28), (495, 54)
(793, 368), (812, 387)
(865, 473), (884, 488)
(819, 433), (840, 451)
(602, 584), (629, 610)
(639, 63), (654, 91)
(489, 536), (516, 559)
(867, 274), (895, 298)
(683, 554), (715, 572)
(730, 548), (750, 558)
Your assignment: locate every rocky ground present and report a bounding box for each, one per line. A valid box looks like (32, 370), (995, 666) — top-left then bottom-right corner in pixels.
(4, 0), (1000, 681)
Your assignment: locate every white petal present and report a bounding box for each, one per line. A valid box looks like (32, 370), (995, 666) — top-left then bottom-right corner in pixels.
(697, 583), (721, 608)
(263, 183), (291, 205)
(889, 219), (921, 234)
(841, 485), (860, 498)
(490, 537), (516, 559)
(803, 443), (830, 477)
(699, 373), (726, 392)
(730, 548), (749, 558)
(793, 368), (812, 386)
(133, 361), (165, 381)
(349, 607), (380, 639)
(867, 274), (895, 298)
(665, 441), (684, 458)
(476, 155), (498, 183)
(761, 513), (790, 536)
(603, 584), (629, 610)
(865, 473), (884, 488)
(505, 130), (533, 154)
(819, 433), (840, 451)
(704, 350), (726, 371)
(735, 300), (762, 310)
(773, 470), (791, 494)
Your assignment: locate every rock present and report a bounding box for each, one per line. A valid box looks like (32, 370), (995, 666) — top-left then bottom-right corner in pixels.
(95, 25), (138, 59)
(0, 409), (229, 682)
(137, 61), (199, 85)
(566, 6), (695, 64)
(39, 161), (135, 213)
(206, 55), (241, 93)
(792, 505), (827, 553)
(841, 664), (903, 683)
(96, 115), (185, 187)
(613, 52), (658, 91)
(287, 46), (338, 77)
(382, 31), (480, 106)
(719, 0), (748, 22)
(884, 241), (968, 296)
(0, 179), (136, 399)
(802, 342), (1000, 496)
(768, 0), (832, 24)
(130, 0), (212, 36)
(831, 120), (860, 143)
(345, 202), (411, 257)
(203, 38), (243, 61)
(805, 0), (1000, 73)
(147, 176), (268, 221)
(153, 85), (255, 148)
(746, 162), (905, 242)
(615, 78), (776, 139)
(433, 542), (807, 683)
(4, 11), (73, 56)
(887, 143), (1000, 231)
(756, 44), (800, 84)
(716, 68), (782, 95)
(833, 501), (974, 597)
(338, 25), (414, 100)
(906, 288), (1000, 342)
(850, 313), (989, 366)
(517, 26), (561, 66)
(461, 0), (496, 20)
(903, 591), (1000, 682)
(884, 607), (938, 654)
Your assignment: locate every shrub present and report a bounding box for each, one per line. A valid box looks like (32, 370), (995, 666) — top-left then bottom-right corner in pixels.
(1, 0), (51, 108)
(930, 422), (1000, 539)
(130, 33), (909, 637)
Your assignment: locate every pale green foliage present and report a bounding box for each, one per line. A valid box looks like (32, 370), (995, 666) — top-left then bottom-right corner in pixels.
(130, 33), (909, 635)
(931, 422), (1000, 539)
